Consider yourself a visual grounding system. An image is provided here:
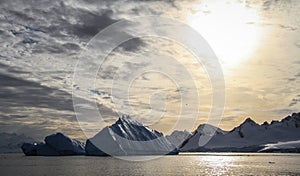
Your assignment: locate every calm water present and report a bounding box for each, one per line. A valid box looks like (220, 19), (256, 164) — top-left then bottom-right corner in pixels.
(0, 153), (299, 176)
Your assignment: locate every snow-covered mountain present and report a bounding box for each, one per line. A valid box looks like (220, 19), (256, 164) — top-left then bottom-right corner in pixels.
(180, 112), (300, 152)
(166, 130), (192, 148)
(85, 115), (178, 156)
(0, 133), (35, 153)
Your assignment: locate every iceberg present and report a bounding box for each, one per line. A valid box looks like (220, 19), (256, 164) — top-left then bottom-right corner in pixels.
(45, 133), (85, 155)
(85, 115), (178, 156)
(21, 132), (85, 156)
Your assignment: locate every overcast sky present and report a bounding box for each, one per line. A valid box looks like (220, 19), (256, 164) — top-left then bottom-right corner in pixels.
(0, 0), (299, 140)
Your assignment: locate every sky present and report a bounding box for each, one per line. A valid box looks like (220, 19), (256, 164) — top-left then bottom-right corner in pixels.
(0, 0), (299, 140)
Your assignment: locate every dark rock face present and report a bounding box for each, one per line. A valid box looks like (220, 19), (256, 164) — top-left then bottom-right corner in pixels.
(21, 143), (39, 156)
(21, 142), (60, 156)
(85, 139), (109, 156)
(21, 133), (85, 156)
(45, 133), (85, 155)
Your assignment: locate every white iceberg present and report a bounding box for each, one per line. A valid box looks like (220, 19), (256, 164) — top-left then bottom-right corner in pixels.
(85, 115), (178, 156)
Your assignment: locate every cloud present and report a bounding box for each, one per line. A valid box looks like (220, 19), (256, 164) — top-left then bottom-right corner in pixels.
(248, 0), (295, 11)
(0, 0), (299, 137)
(269, 108), (298, 115)
(118, 38), (146, 52)
(289, 97), (300, 107)
(0, 63), (117, 139)
(295, 41), (300, 48)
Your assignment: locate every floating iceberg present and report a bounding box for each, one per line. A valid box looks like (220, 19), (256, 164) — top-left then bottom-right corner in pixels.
(85, 115), (178, 156)
(21, 132), (85, 156)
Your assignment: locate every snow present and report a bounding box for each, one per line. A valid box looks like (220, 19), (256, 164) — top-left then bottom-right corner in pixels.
(259, 140), (300, 152)
(180, 112), (300, 152)
(21, 132), (85, 156)
(20, 112), (300, 155)
(85, 115), (178, 156)
(179, 124), (227, 151)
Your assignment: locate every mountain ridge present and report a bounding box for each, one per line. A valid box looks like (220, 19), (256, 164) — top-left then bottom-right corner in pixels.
(180, 112), (300, 152)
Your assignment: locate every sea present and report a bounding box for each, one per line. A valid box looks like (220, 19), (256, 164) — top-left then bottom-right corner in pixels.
(0, 153), (299, 175)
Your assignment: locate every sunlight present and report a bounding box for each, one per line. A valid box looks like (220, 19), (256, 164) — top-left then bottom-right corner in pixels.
(196, 155), (237, 175)
(187, 1), (262, 69)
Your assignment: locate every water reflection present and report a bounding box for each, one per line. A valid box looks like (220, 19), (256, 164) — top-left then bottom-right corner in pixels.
(1, 154), (300, 176)
(195, 155), (236, 175)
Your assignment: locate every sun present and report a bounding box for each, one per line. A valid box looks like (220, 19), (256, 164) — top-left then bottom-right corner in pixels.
(187, 1), (263, 69)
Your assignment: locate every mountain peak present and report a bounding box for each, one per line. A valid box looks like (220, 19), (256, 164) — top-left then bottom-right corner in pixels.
(195, 123), (226, 135)
(291, 112), (300, 120)
(278, 112), (300, 128)
(242, 117), (257, 125)
(116, 114), (142, 126)
(86, 115), (177, 156)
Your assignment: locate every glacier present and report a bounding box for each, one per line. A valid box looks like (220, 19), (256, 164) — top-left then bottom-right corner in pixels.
(259, 140), (300, 153)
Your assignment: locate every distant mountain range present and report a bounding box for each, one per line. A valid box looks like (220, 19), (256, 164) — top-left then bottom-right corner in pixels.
(178, 112), (300, 152)
(0, 133), (35, 153)
(2, 112), (300, 155)
(166, 130), (191, 148)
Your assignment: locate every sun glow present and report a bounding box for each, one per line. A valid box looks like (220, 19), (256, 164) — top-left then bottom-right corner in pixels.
(187, 1), (262, 69)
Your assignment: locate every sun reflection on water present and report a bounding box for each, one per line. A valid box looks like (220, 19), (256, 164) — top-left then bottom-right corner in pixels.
(195, 155), (237, 175)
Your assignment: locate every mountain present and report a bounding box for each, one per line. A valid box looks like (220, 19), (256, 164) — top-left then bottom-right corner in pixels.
(0, 133), (35, 153)
(166, 130), (192, 148)
(180, 112), (300, 152)
(21, 132), (85, 156)
(179, 124), (227, 151)
(85, 115), (178, 156)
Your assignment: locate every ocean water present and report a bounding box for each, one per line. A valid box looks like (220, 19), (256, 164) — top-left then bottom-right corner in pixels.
(0, 153), (299, 176)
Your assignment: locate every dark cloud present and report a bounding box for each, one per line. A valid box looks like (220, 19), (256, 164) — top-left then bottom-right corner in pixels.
(0, 63), (31, 74)
(0, 62), (117, 137)
(278, 24), (297, 31)
(260, 0), (293, 11)
(0, 70), (116, 116)
(0, 0), (149, 56)
(118, 38), (146, 52)
(287, 78), (296, 82)
(0, 72), (74, 112)
(98, 65), (118, 80)
(62, 43), (81, 51)
(289, 97), (300, 107)
(271, 108), (296, 115)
